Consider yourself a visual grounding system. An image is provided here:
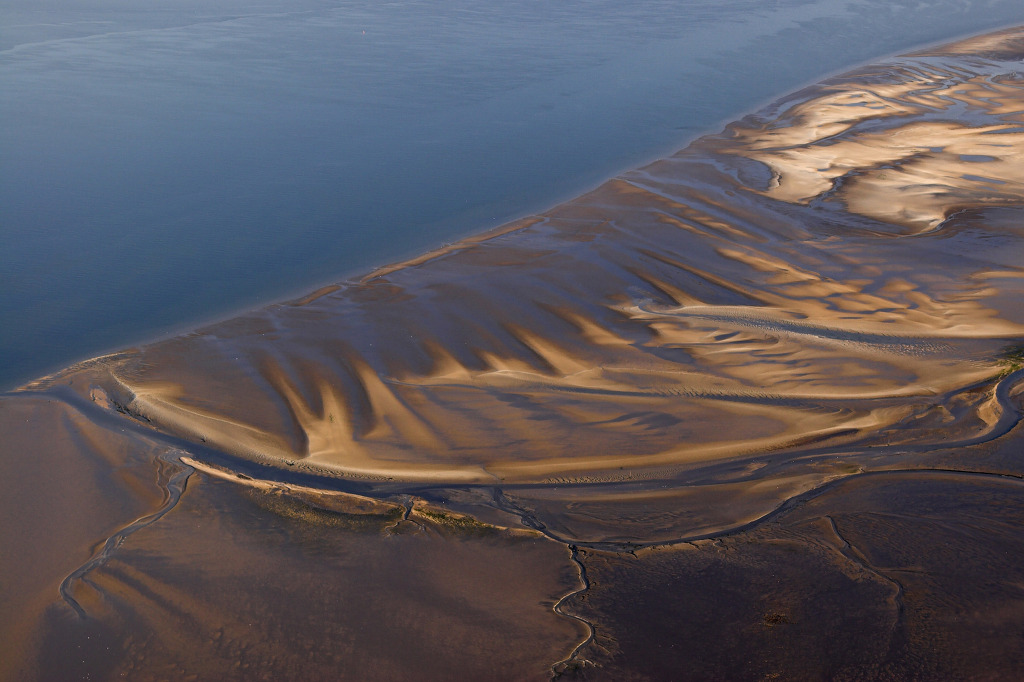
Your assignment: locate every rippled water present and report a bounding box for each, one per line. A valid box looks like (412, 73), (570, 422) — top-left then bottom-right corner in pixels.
(3, 0), (1024, 389)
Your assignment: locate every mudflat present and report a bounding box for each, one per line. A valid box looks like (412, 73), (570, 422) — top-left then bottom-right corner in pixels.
(3, 26), (1024, 680)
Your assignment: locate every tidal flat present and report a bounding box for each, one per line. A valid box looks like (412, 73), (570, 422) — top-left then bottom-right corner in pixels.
(4, 25), (1024, 681)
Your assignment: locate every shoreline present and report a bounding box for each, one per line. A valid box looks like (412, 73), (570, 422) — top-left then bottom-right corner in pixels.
(7, 18), (1024, 394)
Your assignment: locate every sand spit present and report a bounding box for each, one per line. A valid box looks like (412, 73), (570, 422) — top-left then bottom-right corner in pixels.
(4, 25), (1024, 680)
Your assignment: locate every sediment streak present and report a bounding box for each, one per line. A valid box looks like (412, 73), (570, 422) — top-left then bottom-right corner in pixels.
(59, 452), (194, 618)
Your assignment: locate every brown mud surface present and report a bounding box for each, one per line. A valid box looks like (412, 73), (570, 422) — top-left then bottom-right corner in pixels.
(4, 25), (1024, 680)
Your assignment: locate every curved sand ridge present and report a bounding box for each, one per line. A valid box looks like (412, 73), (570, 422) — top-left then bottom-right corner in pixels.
(25, 26), (1024, 543)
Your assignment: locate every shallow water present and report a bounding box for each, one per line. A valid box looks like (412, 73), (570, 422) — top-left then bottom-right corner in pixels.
(4, 0), (1024, 389)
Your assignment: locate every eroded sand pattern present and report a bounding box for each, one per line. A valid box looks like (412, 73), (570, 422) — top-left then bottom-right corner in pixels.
(3, 26), (1024, 680)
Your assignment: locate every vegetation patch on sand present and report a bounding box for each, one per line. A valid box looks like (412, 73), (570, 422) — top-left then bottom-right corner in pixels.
(998, 343), (1024, 377)
(412, 502), (541, 538)
(253, 491), (405, 532)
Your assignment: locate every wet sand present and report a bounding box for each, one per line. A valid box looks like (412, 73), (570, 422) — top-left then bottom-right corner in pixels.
(4, 26), (1024, 680)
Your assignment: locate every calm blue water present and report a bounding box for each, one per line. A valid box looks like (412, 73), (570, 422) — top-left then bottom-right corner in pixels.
(2, 0), (1022, 389)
